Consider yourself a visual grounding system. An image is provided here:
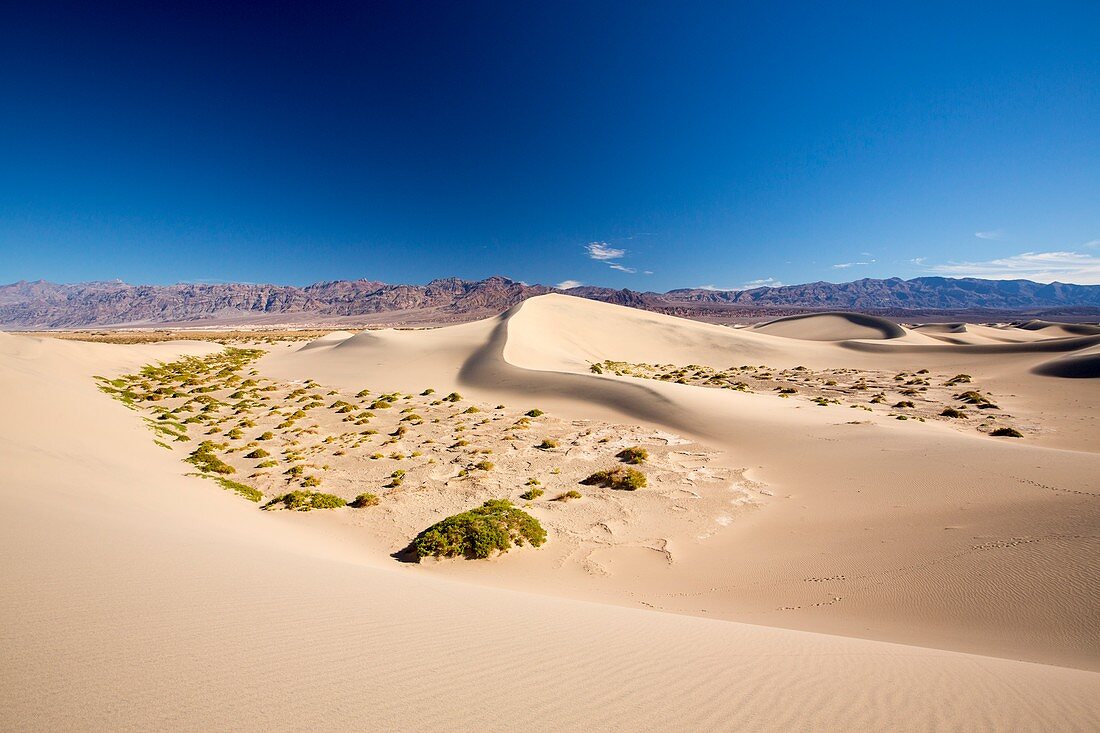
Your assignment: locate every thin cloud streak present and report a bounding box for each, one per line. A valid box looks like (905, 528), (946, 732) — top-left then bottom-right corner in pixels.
(923, 251), (1100, 285)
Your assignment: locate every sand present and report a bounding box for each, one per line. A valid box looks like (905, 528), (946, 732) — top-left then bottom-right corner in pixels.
(2, 296), (1099, 731)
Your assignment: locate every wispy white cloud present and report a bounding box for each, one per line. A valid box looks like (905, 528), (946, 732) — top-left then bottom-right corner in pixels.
(1083, 240), (1100, 249)
(694, 277), (784, 291)
(585, 242), (626, 261)
(643, 270), (654, 275)
(740, 277), (783, 289)
(832, 260), (874, 269)
(974, 229), (1006, 241)
(608, 263), (636, 273)
(555, 279), (583, 289)
(923, 250), (1100, 284)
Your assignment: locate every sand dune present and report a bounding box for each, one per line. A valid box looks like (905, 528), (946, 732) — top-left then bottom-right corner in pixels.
(753, 311), (908, 340)
(3, 296), (1099, 730)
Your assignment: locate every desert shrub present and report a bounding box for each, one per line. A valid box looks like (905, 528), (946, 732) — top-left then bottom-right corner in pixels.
(186, 441), (235, 475)
(263, 490), (346, 511)
(590, 363), (604, 374)
(350, 492), (379, 508)
(421, 388), (435, 395)
(537, 438), (559, 450)
(412, 499), (546, 560)
(245, 448), (270, 459)
(955, 390), (997, 408)
(473, 460), (494, 471)
(582, 467), (646, 491)
(616, 446), (649, 464)
(991, 427), (1023, 438)
(940, 407), (966, 418)
(525, 409), (544, 417)
(210, 476), (263, 502)
(554, 490), (582, 501)
(257, 431), (274, 440)
(520, 487), (544, 500)
(945, 373), (972, 386)
(443, 392), (462, 402)
(256, 459), (278, 468)
(893, 400), (915, 409)
(301, 475), (321, 487)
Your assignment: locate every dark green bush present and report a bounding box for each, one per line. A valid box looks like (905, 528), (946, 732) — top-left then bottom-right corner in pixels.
(412, 499), (546, 559)
(245, 448), (270, 459)
(525, 409), (544, 417)
(186, 441), (235, 474)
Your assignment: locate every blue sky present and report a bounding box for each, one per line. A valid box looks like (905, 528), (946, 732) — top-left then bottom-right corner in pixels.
(1, 1), (1098, 288)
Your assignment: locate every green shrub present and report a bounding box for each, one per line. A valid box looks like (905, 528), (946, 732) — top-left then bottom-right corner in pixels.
(893, 400), (915, 409)
(245, 448), (270, 459)
(257, 431), (274, 440)
(186, 441), (236, 475)
(472, 460), (494, 471)
(520, 487), (544, 500)
(554, 490), (582, 501)
(616, 446), (648, 464)
(301, 475), (321, 487)
(350, 492), (379, 508)
(263, 490), (346, 511)
(209, 476), (263, 502)
(582, 467), (646, 491)
(443, 392), (462, 402)
(256, 459), (278, 468)
(940, 407), (966, 418)
(991, 427), (1023, 438)
(412, 499), (546, 560)
(525, 409), (544, 417)
(537, 438), (559, 449)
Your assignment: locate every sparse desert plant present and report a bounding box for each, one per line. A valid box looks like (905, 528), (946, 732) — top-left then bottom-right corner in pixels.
(893, 400), (915, 409)
(472, 460), (494, 471)
(350, 492), (379, 508)
(186, 441), (235, 475)
(257, 431), (274, 440)
(582, 467), (646, 491)
(536, 438), (559, 449)
(411, 499), (546, 560)
(945, 373), (972, 386)
(256, 459), (278, 468)
(263, 490), (346, 511)
(525, 408), (544, 417)
(245, 448), (270, 459)
(991, 427), (1023, 438)
(300, 475), (321, 487)
(554, 490), (582, 501)
(443, 392), (462, 402)
(616, 446), (649, 464)
(421, 388), (435, 395)
(206, 476), (262, 501)
(520, 487), (545, 500)
(940, 407), (966, 418)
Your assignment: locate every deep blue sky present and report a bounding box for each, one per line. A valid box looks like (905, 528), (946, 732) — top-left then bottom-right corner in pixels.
(2, 1), (1098, 288)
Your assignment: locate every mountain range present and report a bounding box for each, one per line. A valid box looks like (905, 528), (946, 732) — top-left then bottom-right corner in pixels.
(2, 276), (1099, 329)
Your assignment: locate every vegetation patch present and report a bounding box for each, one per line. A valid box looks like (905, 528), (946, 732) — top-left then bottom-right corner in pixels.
(263, 490), (346, 511)
(582, 467), (647, 491)
(412, 499), (546, 560)
(616, 446), (649, 464)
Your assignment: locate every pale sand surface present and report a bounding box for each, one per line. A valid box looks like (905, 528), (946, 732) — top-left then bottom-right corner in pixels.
(2, 295), (1099, 731)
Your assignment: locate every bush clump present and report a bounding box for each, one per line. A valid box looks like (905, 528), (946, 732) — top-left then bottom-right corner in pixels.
(536, 438), (559, 449)
(186, 441), (235, 475)
(263, 490), (346, 511)
(520, 487), (544, 500)
(582, 466), (646, 491)
(349, 492), (379, 508)
(525, 409), (544, 417)
(940, 407), (966, 418)
(991, 427), (1023, 438)
(554, 490), (582, 501)
(245, 448), (270, 459)
(616, 446), (649, 464)
(412, 499), (546, 560)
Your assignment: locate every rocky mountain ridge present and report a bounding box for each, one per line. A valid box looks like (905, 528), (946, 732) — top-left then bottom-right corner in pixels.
(2, 275), (1098, 329)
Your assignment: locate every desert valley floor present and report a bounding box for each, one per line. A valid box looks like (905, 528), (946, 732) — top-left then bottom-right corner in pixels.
(2, 294), (1099, 731)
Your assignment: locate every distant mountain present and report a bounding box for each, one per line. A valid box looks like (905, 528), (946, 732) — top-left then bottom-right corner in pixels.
(1, 275), (1098, 329)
